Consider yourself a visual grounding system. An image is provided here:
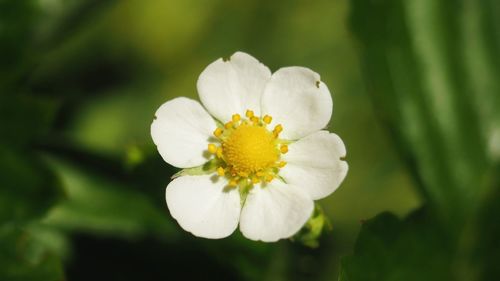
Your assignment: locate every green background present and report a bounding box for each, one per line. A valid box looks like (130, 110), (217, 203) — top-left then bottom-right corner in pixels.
(0, 0), (498, 280)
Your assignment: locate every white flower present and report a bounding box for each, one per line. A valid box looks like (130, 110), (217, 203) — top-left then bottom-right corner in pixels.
(151, 52), (348, 242)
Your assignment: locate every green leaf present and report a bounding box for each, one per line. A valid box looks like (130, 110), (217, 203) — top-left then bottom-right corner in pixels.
(349, 0), (498, 223)
(339, 208), (455, 281)
(173, 159), (219, 179)
(0, 224), (64, 281)
(471, 166), (500, 281)
(42, 155), (177, 239)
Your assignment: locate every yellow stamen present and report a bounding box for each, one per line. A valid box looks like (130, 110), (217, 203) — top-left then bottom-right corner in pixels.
(223, 124), (278, 176)
(273, 124), (283, 138)
(232, 114), (241, 122)
(208, 144), (217, 154)
(263, 115), (272, 124)
(213, 128), (223, 138)
(205, 111), (288, 187)
(216, 147), (223, 158)
(265, 174), (274, 182)
(280, 144), (288, 154)
(217, 167), (225, 176)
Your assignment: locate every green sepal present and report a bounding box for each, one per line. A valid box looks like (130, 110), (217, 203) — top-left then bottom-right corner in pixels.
(171, 159), (220, 179)
(291, 203), (331, 248)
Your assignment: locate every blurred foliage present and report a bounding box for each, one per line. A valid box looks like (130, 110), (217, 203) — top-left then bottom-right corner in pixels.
(339, 209), (454, 281)
(0, 147), (62, 224)
(350, 0), (498, 222)
(0, 225), (64, 281)
(0, 0), (498, 280)
(41, 155), (177, 238)
(341, 0), (500, 280)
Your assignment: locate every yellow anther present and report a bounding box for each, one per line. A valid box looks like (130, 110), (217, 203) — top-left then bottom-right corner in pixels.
(278, 161), (287, 168)
(213, 128), (223, 138)
(256, 171), (265, 177)
(273, 125), (283, 138)
(263, 115), (272, 124)
(224, 121), (233, 129)
(280, 144), (288, 154)
(217, 167), (225, 176)
(208, 144), (217, 154)
(250, 116), (259, 124)
(245, 110), (254, 118)
(265, 174), (274, 182)
(229, 179), (238, 187)
(252, 177), (261, 184)
(232, 114), (241, 122)
(216, 147), (223, 158)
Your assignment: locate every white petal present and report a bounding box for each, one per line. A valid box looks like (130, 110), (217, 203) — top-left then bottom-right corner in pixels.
(239, 181), (313, 242)
(197, 51), (272, 122)
(166, 175), (241, 239)
(261, 67), (333, 140)
(151, 97), (216, 168)
(280, 131), (348, 200)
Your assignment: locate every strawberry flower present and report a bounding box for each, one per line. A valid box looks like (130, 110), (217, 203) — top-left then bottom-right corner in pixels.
(151, 52), (348, 242)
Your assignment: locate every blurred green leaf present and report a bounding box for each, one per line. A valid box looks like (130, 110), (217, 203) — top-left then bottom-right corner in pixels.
(339, 208), (455, 281)
(471, 166), (500, 281)
(42, 155), (177, 239)
(349, 0), (499, 224)
(0, 146), (62, 225)
(0, 224), (64, 281)
(38, 0), (117, 48)
(0, 93), (62, 224)
(340, 167), (500, 281)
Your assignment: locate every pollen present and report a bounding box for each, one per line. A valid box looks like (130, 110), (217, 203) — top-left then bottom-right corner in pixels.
(206, 109), (289, 188)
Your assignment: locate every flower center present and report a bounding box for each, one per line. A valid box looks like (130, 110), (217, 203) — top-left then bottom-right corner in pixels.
(223, 124), (278, 175)
(207, 110), (288, 187)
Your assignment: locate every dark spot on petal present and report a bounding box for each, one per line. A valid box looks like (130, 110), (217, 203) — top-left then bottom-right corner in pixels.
(222, 55), (231, 62)
(315, 81), (320, 88)
(153, 115), (157, 120)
